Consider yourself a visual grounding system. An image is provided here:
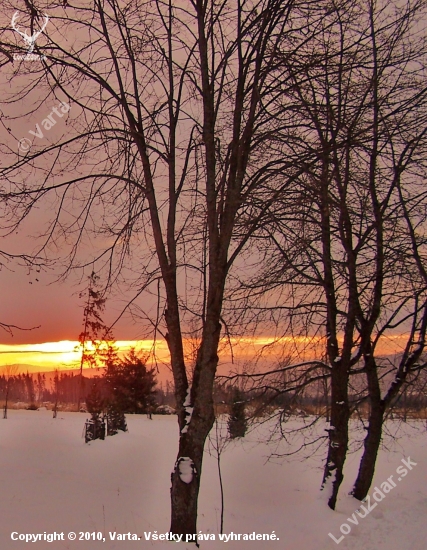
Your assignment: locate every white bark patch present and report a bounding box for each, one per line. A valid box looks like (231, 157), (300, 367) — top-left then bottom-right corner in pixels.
(177, 457), (196, 484)
(183, 387), (191, 407)
(181, 387), (193, 434)
(320, 469), (336, 503)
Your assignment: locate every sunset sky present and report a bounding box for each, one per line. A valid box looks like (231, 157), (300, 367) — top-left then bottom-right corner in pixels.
(0, 216), (415, 376)
(0, 4), (416, 380)
(0, 226), (414, 375)
(0, 139), (413, 377)
(0, 326), (413, 376)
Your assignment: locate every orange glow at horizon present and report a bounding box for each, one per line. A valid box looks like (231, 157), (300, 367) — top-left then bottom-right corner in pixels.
(0, 333), (414, 375)
(0, 340), (170, 373)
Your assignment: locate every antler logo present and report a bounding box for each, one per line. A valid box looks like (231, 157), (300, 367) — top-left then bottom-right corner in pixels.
(11, 11), (49, 54)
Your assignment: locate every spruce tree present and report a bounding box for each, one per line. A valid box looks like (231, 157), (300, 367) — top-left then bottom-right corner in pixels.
(76, 271), (115, 410)
(105, 349), (157, 414)
(85, 379), (106, 442)
(228, 388), (247, 439)
(105, 404), (128, 435)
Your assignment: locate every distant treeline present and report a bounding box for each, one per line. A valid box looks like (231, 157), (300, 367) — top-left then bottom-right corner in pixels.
(0, 372), (90, 405)
(0, 371), (176, 408)
(0, 372), (50, 405)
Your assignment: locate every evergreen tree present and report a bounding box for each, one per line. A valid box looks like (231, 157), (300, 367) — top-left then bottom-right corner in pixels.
(105, 403), (128, 435)
(25, 373), (37, 410)
(105, 349), (157, 414)
(76, 271), (115, 410)
(99, 339), (128, 434)
(86, 378), (105, 416)
(228, 389), (247, 439)
(84, 378), (106, 442)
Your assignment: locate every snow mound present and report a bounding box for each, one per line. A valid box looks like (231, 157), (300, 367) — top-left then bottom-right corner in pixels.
(177, 456), (196, 484)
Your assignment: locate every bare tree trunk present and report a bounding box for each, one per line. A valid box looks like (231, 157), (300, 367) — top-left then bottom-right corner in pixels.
(318, 155), (352, 509)
(352, 401), (384, 500)
(351, 354), (383, 499)
(217, 451), (225, 535)
(323, 377), (330, 423)
(170, 416), (213, 539)
(53, 376), (58, 419)
(3, 383), (9, 419)
(169, 315), (220, 536)
(322, 364), (349, 509)
(353, 308), (427, 499)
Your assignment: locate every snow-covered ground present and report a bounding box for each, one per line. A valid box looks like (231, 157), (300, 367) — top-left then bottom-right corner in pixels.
(0, 410), (425, 549)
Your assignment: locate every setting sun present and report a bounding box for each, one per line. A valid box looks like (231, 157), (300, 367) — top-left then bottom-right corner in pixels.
(0, 340), (171, 373)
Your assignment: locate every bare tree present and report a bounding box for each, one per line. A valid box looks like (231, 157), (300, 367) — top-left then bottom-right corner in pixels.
(0, 0), (306, 535)
(207, 415), (230, 535)
(231, 0), (427, 508)
(2, 364), (19, 418)
(52, 368), (59, 418)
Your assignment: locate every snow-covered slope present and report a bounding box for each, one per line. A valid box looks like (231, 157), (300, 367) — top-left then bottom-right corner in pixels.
(0, 410), (425, 549)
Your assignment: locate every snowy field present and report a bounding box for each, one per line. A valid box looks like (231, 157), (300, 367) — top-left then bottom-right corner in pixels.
(0, 410), (426, 549)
